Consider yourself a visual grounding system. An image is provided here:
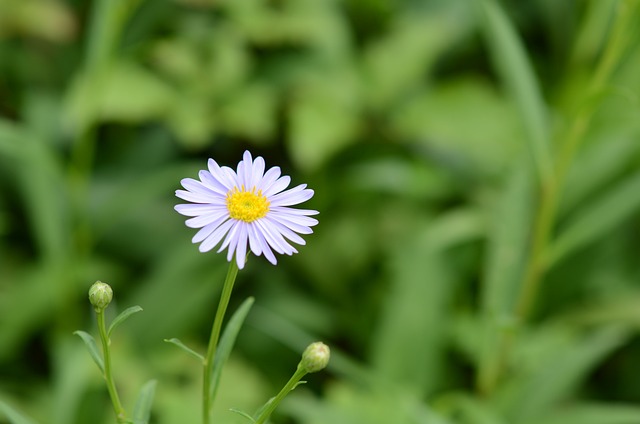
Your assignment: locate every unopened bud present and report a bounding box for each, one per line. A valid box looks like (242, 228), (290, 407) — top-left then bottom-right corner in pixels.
(300, 342), (330, 373)
(89, 281), (113, 312)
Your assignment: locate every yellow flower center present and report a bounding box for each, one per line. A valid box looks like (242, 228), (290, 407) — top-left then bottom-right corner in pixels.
(226, 186), (270, 222)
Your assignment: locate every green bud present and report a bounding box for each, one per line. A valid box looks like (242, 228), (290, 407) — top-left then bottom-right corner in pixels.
(89, 281), (113, 311)
(300, 342), (330, 373)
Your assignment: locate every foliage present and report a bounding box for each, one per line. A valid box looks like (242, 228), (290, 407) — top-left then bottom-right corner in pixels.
(1, 0), (640, 423)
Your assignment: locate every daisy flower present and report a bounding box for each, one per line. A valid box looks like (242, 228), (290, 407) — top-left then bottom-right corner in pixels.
(175, 151), (319, 269)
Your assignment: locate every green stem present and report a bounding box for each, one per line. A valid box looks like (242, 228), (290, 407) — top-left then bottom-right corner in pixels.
(514, 0), (635, 321)
(254, 365), (308, 424)
(480, 0), (636, 395)
(97, 309), (128, 423)
(203, 260), (239, 424)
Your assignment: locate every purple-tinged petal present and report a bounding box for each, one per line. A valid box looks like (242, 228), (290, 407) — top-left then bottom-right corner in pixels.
(175, 203), (226, 216)
(235, 223), (248, 269)
(269, 185), (313, 207)
(263, 175), (291, 197)
(266, 217), (306, 245)
(257, 166), (281, 192)
(185, 210), (228, 229)
(199, 219), (234, 252)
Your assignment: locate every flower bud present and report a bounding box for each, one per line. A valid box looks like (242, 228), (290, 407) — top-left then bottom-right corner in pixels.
(300, 342), (330, 373)
(89, 281), (113, 311)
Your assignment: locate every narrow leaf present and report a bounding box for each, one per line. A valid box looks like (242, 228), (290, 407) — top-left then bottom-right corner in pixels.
(477, 162), (535, 393)
(495, 326), (630, 423)
(547, 171), (640, 267)
(229, 408), (256, 423)
(479, 0), (552, 182)
(108, 305), (143, 337)
(73, 331), (104, 373)
(163, 338), (204, 361)
(0, 400), (39, 424)
(528, 402), (640, 424)
(132, 379), (157, 424)
(209, 297), (255, 402)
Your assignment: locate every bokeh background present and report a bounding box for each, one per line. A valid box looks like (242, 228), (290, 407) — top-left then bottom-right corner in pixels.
(2, 0), (640, 423)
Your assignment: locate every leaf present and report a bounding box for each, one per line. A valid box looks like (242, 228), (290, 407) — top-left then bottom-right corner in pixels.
(229, 408), (256, 423)
(132, 379), (158, 424)
(477, 162), (535, 392)
(527, 402), (640, 424)
(208, 297), (255, 402)
(440, 394), (506, 424)
(547, 170), (640, 267)
(163, 338), (204, 361)
(0, 400), (39, 424)
(73, 331), (104, 373)
(494, 326), (631, 423)
(108, 305), (143, 337)
(559, 133), (639, 216)
(479, 0), (552, 182)
(370, 221), (456, 397)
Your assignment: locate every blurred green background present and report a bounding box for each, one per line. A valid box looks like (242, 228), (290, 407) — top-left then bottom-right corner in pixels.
(2, 0), (640, 423)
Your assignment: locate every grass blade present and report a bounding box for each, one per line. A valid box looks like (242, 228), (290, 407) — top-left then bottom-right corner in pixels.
(209, 297), (255, 402)
(479, 0), (552, 182)
(0, 400), (39, 424)
(163, 338), (204, 361)
(132, 379), (158, 424)
(547, 171), (640, 267)
(108, 305), (143, 338)
(73, 331), (104, 373)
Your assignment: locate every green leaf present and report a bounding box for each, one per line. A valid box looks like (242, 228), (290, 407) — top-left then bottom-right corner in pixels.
(163, 338), (204, 361)
(370, 221), (456, 397)
(229, 408), (256, 423)
(0, 400), (39, 424)
(477, 162), (535, 392)
(209, 297), (255, 402)
(73, 331), (104, 373)
(559, 133), (639, 216)
(479, 0), (552, 182)
(132, 379), (158, 424)
(527, 402), (640, 424)
(494, 326), (630, 423)
(547, 170), (640, 267)
(108, 305), (143, 337)
(440, 394), (506, 424)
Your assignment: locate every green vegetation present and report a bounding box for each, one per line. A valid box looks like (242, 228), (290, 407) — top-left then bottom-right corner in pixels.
(1, 0), (640, 423)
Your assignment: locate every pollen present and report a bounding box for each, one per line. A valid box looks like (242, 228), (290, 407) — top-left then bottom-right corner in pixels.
(226, 186), (270, 222)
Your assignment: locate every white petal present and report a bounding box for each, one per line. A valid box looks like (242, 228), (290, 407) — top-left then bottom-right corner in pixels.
(257, 166), (281, 192)
(263, 175), (291, 197)
(175, 190), (211, 204)
(208, 159), (234, 191)
(218, 220), (241, 254)
(265, 217), (306, 245)
(269, 185), (314, 207)
(270, 210), (318, 227)
(270, 206), (319, 216)
(199, 219), (234, 252)
(175, 203), (226, 216)
(250, 156), (265, 189)
(268, 214), (314, 234)
(221, 166), (240, 190)
(256, 219), (297, 255)
(192, 215), (229, 243)
(235, 224), (248, 269)
(180, 178), (221, 200)
(256, 228), (278, 265)
(199, 170), (228, 195)
(185, 210), (228, 229)
(247, 222), (262, 256)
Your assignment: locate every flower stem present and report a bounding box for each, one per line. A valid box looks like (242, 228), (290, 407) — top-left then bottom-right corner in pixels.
(254, 365), (308, 424)
(203, 260), (239, 424)
(96, 309), (128, 423)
